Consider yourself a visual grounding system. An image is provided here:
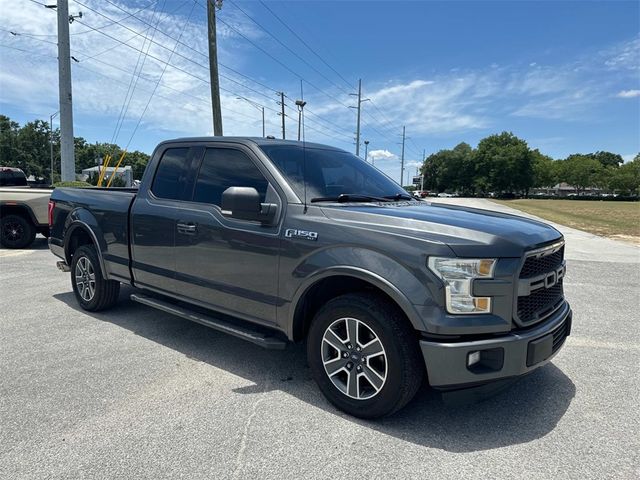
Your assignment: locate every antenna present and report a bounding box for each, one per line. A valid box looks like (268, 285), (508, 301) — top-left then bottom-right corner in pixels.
(296, 80), (308, 213)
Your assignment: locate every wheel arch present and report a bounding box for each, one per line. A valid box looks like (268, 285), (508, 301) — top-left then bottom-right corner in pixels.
(289, 267), (424, 342)
(0, 202), (38, 226)
(64, 220), (108, 279)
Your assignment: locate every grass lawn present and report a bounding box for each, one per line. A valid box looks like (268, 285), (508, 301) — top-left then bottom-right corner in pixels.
(493, 199), (640, 243)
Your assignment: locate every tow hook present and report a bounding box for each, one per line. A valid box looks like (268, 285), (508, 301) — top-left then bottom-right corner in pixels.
(56, 261), (70, 272)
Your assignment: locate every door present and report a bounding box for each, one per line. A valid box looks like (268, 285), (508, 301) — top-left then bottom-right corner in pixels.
(130, 146), (201, 294)
(173, 145), (281, 325)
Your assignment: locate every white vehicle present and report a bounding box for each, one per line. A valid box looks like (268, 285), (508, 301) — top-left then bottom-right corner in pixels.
(437, 192), (453, 198)
(0, 167), (52, 248)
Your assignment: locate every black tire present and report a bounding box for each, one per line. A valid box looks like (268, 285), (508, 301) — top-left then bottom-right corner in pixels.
(0, 214), (36, 249)
(71, 245), (120, 311)
(307, 292), (424, 419)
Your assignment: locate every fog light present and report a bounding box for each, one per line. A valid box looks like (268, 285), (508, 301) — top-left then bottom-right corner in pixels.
(467, 351), (481, 367)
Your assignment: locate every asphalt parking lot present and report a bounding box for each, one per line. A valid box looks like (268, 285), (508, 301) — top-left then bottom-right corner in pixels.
(1, 200), (639, 479)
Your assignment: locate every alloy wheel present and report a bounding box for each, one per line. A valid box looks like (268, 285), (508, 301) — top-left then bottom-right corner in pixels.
(2, 221), (23, 243)
(75, 256), (96, 302)
(321, 317), (388, 400)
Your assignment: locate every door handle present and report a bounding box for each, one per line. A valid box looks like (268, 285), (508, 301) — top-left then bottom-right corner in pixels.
(177, 222), (197, 234)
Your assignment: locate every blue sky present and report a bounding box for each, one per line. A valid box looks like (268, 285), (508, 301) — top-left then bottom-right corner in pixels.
(1, 0), (638, 183)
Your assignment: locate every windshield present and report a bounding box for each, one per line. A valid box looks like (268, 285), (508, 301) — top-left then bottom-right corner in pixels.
(260, 145), (409, 202)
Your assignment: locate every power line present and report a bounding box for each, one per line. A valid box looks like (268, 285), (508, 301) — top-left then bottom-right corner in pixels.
(85, 0), (280, 104)
(257, 0), (353, 90)
(24, 0), (161, 36)
(227, 0), (352, 96)
(1, 28), (58, 45)
(111, 0), (168, 145)
(73, 0), (356, 134)
(0, 42), (279, 133)
(19, 0), (359, 146)
(125, 1), (198, 148)
(99, 0), (280, 96)
(201, 2), (352, 110)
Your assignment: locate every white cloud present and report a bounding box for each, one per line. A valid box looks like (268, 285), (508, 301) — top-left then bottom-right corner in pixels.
(616, 89), (640, 98)
(368, 149), (397, 161)
(0, 0), (273, 144)
(604, 37), (640, 71)
(1, 1), (638, 182)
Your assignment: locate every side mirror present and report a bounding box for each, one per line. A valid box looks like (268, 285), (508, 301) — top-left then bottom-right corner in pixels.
(221, 186), (276, 223)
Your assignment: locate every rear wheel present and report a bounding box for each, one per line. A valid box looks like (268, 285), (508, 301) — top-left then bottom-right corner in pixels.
(307, 293), (424, 418)
(71, 245), (120, 311)
(0, 214), (35, 249)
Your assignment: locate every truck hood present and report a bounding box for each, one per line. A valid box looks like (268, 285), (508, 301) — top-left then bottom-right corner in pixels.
(320, 201), (562, 257)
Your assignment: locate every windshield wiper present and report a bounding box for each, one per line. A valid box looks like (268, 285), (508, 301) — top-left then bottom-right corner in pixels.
(383, 193), (414, 201)
(310, 193), (392, 203)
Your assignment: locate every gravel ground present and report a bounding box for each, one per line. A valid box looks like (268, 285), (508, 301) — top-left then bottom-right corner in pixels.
(1, 202), (639, 479)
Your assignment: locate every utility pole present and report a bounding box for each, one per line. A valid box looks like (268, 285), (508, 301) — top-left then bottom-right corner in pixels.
(277, 92), (286, 139)
(364, 140), (369, 163)
(295, 100), (307, 141)
(421, 149), (425, 192)
(400, 126), (406, 186)
(207, 0), (223, 136)
(49, 111), (59, 185)
(56, 0), (75, 181)
(349, 79), (369, 157)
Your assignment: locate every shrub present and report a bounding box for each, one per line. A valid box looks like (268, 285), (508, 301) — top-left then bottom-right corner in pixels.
(53, 181), (93, 188)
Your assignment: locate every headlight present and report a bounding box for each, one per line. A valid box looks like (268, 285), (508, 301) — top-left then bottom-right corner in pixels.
(427, 257), (497, 314)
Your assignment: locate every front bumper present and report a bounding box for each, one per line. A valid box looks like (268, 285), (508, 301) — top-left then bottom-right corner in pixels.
(420, 302), (572, 387)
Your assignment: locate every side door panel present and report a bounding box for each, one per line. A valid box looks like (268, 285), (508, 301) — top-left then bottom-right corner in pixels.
(130, 146), (201, 293)
(173, 144), (282, 325)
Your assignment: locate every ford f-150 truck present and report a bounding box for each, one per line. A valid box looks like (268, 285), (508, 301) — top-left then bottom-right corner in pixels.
(49, 137), (572, 418)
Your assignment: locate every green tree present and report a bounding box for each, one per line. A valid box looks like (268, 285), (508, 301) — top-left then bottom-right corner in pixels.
(558, 154), (603, 193)
(420, 142), (476, 193)
(0, 115), (151, 183)
(127, 150), (151, 180)
(531, 149), (558, 188)
(591, 151), (623, 168)
(474, 132), (533, 194)
(608, 156), (640, 195)
(0, 115), (21, 168)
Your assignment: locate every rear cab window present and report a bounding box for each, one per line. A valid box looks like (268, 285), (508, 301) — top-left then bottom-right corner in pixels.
(150, 148), (193, 201)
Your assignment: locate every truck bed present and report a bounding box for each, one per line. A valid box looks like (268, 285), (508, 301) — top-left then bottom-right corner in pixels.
(49, 187), (137, 282)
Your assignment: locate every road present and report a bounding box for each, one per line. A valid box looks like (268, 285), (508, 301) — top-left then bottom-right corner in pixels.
(1, 200), (639, 479)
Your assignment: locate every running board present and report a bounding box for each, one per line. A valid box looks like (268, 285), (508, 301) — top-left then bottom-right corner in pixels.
(130, 293), (287, 350)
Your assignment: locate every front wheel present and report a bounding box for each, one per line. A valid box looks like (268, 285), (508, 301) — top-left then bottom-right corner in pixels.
(307, 293), (424, 418)
(71, 245), (120, 311)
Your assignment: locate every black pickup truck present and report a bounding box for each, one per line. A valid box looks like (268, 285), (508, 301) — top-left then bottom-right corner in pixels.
(49, 137), (572, 418)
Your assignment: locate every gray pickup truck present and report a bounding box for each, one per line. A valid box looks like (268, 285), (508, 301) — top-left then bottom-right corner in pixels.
(49, 137), (572, 418)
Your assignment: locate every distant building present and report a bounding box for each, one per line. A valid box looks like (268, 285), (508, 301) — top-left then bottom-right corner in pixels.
(81, 166), (133, 187)
(531, 182), (602, 197)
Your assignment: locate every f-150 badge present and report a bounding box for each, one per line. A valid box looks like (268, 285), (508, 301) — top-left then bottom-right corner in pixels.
(285, 229), (318, 241)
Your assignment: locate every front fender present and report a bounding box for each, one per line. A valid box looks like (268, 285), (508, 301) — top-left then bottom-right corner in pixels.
(285, 247), (442, 335)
